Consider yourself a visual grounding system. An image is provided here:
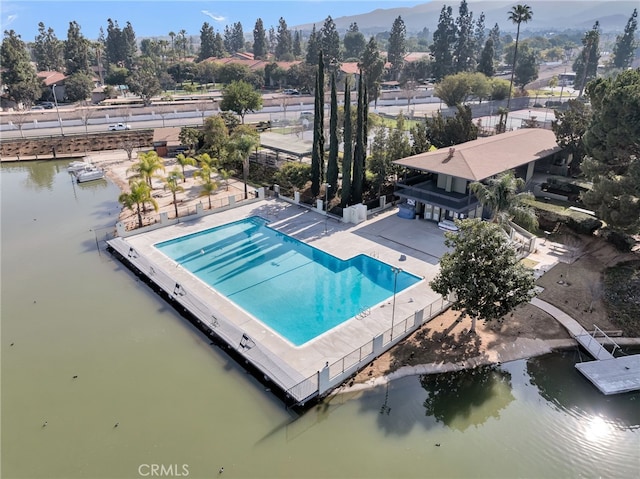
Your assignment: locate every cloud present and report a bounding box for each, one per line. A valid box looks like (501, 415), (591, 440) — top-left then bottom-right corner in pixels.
(201, 10), (225, 23)
(4, 14), (17, 28)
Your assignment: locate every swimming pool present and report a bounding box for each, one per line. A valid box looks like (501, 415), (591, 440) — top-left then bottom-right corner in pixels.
(155, 216), (422, 346)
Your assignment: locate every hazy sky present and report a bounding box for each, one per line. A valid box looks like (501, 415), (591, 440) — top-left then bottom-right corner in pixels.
(2, 0), (428, 40)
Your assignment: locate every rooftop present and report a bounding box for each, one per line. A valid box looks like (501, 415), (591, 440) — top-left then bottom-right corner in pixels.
(394, 129), (561, 181)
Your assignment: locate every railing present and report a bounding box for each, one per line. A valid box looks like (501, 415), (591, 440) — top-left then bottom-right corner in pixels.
(591, 325), (621, 357)
(285, 295), (452, 404)
(120, 191), (252, 233)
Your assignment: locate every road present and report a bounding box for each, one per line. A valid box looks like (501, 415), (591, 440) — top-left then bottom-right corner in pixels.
(0, 94), (553, 140)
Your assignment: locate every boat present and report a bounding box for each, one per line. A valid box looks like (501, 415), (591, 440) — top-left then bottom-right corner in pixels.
(75, 166), (105, 183)
(67, 160), (92, 172)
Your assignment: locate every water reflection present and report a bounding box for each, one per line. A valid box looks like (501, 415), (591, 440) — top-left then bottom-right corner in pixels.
(22, 160), (60, 190)
(527, 350), (640, 430)
(420, 365), (515, 431)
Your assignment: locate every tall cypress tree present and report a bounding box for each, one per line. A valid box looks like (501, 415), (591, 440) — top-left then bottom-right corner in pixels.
(326, 72), (339, 198)
(311, 51), (325, 197)
(341, 78), (353, 208)
(351, 72), (365, 204)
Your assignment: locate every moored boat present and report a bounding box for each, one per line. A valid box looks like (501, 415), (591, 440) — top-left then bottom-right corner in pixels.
(67, 159), (92, 172)
(75, 166), (105, 183)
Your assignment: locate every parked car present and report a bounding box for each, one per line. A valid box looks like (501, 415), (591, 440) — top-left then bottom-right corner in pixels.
(108, 123), (131, 131)
(41, 101), (55, 109)
(283, 89), (300, 95)
(31, 105), (45, 110)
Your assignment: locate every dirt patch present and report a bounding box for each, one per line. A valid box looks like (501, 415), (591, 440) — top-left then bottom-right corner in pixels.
(354, 234), (638, 384)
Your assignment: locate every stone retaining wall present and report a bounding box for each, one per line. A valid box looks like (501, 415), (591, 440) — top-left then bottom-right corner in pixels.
(0, 130), (154, 160)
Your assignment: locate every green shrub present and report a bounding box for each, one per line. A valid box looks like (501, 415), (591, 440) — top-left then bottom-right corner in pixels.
(604, 260), (640, 336)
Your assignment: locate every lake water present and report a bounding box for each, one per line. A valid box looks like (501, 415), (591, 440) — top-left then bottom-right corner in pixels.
(2, 160), (639, 479)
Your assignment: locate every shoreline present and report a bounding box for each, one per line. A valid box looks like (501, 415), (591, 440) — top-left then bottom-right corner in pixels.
(20, 149), (637, 394)
(337, 337), (640, 396)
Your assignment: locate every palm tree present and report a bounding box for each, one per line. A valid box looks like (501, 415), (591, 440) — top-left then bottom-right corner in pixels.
(229, 130), (258, 199)
(469, 170), (538, 231)
(168, 31), (176, 60)
(218, 168), (236, 191)
(127, 151), (165, 188)
(503, 4), (533, 132)
(175, 153), (197, 182)
(164, 168), (184, 218)
(118, 180), (158, 228)
(198, 176), (219, 209)
(196, 153), (219, 174)
(194, 164), (216, 182)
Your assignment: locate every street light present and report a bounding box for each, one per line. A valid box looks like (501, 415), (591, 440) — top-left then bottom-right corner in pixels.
(390, 266), (402, 341)
(52, 84), (64, 136)
(324, 183), (331, 234)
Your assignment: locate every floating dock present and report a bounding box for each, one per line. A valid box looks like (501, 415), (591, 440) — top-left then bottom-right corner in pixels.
(574, 327), (640, 395)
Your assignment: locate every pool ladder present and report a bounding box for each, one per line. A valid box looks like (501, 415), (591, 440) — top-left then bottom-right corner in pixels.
(356, 307), (371, 320)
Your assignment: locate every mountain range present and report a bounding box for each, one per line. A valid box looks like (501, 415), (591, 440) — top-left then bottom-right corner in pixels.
(295, 1), (638, 34)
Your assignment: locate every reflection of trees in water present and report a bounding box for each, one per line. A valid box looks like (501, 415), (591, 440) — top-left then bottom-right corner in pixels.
(527, 350), (640, 429)
(420, 365), (514, 431)
(23, 161), (60, 191)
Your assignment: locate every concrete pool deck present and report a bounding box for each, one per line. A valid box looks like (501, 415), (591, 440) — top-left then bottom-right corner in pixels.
(110, 198), (453, 401)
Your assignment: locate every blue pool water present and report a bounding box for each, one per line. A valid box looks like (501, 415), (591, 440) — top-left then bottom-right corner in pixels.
(155, 216), (422, 345)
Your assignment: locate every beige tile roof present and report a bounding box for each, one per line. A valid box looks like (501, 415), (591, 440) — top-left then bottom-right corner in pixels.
(393, 128), (561, 181)
(37, 71), (66, 86)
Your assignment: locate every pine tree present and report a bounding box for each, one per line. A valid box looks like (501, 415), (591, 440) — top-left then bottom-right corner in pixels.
(213, 32), (225, 57)
(341, 78), (353, 208)
(611, 9), (638, 70)
(105, 19), (124, 68)
(64, 21), (90, 75)
(326, 73), (339, 198)
(33, 22), (64, 71)
(488, 23), (502, 61)
(275, 17), (292, 60)
(343, 22), (366, 60)
(252, 18), (267, 59)
(122, 22), (137, 68)
(359, 37), (385, 107)
(573, 22), (600, 97)
(232, 22), (244, 53)
(454, 0), (476, 73)
(430, 6), (456, 81)
(292, 30), (302, 58)
(306, 25), (320, 65)
(581, 69), (640, 233)
(320, 16), (341, 66)
(199, 22), (216, 61)
(1, 30), (42, 107)
(477, 38), (495, 77)
(474, 12), (486, 59)
(388, 16), (407, 80)
(311, 51), (325, 197)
